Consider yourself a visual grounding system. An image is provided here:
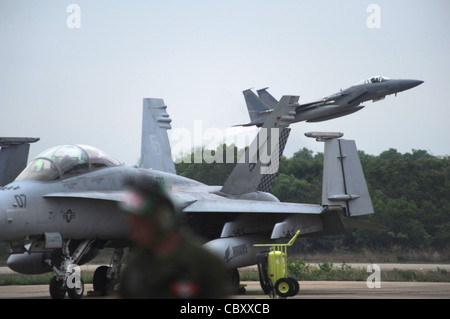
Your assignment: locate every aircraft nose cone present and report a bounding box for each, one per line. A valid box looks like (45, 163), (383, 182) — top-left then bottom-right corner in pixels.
(400, 79), (424, 91)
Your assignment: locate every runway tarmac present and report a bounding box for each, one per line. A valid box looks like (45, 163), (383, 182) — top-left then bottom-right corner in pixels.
(0, 281), (449, 299)
(1, 263), (449, 299)
(237, 281), (450, 299)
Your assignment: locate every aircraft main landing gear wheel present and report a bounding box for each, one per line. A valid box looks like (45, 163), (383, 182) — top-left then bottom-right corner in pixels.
(227, 268), (241, 294)
(92, 249), (124, 296)
(93, 265), (110, 296)
(49, 276), (67, 299)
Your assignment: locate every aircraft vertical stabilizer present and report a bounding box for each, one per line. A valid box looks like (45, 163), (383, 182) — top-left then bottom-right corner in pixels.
(221, 95), (299, 196)
(256, 88), (278, 108)
(317, 134), (373, 216)
(243, 89), (272, 123)
(139, 98), (176, 174)
(0, 137), (40, 186)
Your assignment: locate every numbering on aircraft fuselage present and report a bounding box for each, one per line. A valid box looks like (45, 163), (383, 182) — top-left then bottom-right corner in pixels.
(14, 194), (27, 208)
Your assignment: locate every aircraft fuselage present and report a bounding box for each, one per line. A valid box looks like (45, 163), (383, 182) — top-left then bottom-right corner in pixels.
(0, 166), (206, 243)
(295, 77), (423, 123)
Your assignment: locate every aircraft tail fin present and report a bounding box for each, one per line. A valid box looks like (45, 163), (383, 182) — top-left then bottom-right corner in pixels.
(0, 137), (40, 186)
(256, 88), (278, 108)
(221, 96), (299, 196)
(243, 89), (272, 124)
(139, 98), (176, 174)
(255, 127), (290, 192)
(307, 132), (373, 216)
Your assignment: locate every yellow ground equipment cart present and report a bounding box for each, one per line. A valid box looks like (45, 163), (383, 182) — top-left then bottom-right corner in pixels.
(254, 230), (301, 298)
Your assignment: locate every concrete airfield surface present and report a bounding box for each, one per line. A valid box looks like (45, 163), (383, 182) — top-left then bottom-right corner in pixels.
(236, 281), (450, 299)
(0, 264), (449, 299)
(0, 281), (449, 299)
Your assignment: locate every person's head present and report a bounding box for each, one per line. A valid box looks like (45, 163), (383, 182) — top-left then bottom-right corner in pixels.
(119, 174), (176, 248)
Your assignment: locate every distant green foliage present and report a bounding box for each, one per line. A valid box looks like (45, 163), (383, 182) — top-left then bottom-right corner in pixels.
(283, 258), (450, 282)
(286, 259), (369, 281)
(352, 149), (450, 251)
(175, 145), (450, 253)
(239, 259), (450, 282)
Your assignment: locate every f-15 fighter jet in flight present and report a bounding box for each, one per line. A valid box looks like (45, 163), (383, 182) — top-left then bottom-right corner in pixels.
(239, 76), (423, 126)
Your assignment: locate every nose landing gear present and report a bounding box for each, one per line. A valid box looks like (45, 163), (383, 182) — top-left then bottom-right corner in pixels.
(46, 239), (93, 299)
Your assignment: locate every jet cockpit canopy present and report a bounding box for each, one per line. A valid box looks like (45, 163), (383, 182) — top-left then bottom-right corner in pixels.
(16, 144), (121, 182)
(355, 76), (390, 85)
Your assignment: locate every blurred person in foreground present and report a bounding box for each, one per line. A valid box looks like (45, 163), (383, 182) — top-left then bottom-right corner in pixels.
(118, 175), (230, 299)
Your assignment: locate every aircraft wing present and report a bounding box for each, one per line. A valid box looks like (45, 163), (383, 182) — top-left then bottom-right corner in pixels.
(346, 89), (369, 104)
(183, 199), (324, 215)
(43, 190), (331, 239)
(296, 99), (325, 110)
(297, 91), (353, 110)
(43, 191), (324, 214)
(182, 198), (334, 239)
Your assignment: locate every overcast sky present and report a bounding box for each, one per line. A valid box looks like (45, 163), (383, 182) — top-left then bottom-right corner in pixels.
(1, 0), (449, 166)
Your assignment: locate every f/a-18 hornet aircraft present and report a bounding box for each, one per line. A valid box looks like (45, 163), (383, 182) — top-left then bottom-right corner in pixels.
(239, 75), (423, 126)
(0, 95), (379, 298)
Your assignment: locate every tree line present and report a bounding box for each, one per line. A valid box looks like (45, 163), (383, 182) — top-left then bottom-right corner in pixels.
(175, 145), (450, 253)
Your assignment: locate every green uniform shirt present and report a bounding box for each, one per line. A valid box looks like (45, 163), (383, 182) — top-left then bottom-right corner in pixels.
(119, 234), (230, 299)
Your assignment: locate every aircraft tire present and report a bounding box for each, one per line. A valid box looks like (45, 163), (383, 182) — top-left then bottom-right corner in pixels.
(67, 277), (84, 299)
(49, 276), (66, 299)
(227, 268), (240, 293)
(93, 265), (110, 296)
